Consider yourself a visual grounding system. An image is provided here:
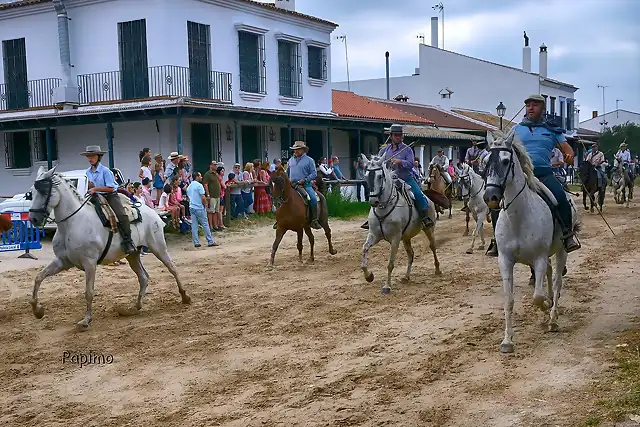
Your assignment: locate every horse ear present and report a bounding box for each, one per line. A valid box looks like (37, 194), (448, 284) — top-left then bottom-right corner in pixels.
(36, 165), (47, 178)
(44, 164), (58, 178)
(486, 133), (494, 146)
(504, 129), (516, 147)
(360, 153), (369, 166)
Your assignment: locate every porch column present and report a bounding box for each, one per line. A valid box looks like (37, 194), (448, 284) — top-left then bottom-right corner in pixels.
(106, 122), (114, 168)
(234, 120), (239, 163)
(327, 128), (332, 158)
(176, 115), (183, 154)
(416, 145), (425, 168)
(45, 127), (54, 170)
(287, 124), (292, 149)
(357, 129), (361, 156)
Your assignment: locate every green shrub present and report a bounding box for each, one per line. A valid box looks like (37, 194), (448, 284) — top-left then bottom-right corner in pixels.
(324, 187), (370, 219)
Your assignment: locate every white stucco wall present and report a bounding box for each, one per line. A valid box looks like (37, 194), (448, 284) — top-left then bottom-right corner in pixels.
(0, 0), (335, 113)
(580, 110), (640, 132)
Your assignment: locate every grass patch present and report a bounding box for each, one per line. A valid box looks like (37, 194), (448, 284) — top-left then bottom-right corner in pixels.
(324, 187), (370, 219)
(579, 322), (640, 426)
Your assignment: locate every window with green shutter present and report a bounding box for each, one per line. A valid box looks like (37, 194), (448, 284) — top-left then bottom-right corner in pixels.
(238, 31), (266, 94)
(4, 131), (31, 169)
(2, 38), (29, 110)
(187, 21), (212, 99)
(308, 46), (326, 80)
(278, 40), (301, 98)
(118, 19), (149, 100)
(32, 129), (58, 162)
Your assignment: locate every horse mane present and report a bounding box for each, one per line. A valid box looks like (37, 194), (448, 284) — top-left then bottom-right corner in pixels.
(52, 173), (85, 202)
(489, 130), (540, 192)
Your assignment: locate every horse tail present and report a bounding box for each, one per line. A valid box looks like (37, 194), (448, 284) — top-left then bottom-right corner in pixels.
(573, 220), (582, 234)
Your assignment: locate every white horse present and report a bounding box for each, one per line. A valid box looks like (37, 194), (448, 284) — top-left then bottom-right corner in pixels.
(483, 130), (580, 353)
(611, 160), (633, 207)
(360, 154), (441, 294)
(27, 166), (191, 330)
(458, 163), (489, 254)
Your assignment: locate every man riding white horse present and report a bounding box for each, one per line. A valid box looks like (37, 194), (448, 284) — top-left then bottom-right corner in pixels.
(429, 148), (453, 185)
(82, 145), (136, 255)
(585, 143), (606, 188)
(615, 142), (634, 182)
(485, 94), (580, 256)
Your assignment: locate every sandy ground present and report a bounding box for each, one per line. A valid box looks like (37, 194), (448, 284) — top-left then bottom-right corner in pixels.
(0, 194), (639, 427)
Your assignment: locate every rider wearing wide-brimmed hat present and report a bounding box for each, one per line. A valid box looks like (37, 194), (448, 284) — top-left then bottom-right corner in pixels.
(81, 145), (136, 255)
(285, 141), (322, 229)
(486, 94), (579, 257)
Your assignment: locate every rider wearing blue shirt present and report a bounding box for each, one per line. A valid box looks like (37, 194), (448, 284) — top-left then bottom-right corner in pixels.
(287, 140), (322, 229)
(486, 95), (579, 256)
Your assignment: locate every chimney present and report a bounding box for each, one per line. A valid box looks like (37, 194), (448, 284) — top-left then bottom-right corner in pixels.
(539, 44), (548, 78)
(274, 0), (295, 11)
(522, 31), (531, 72)
(385, 51), (390, 100)
(53, 0), (79, 109)
(592, 110), (598, 119)
(430, 17), (438, 48)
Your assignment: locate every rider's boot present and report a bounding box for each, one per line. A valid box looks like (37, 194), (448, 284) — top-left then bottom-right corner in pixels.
(562, 228), (581, 253)
(419, 208), (435, 229)
(117, 220), (137, 255)
(485, 209), (500, 257)
(361, 221), (369, 229)
(309, 203), (322, 230)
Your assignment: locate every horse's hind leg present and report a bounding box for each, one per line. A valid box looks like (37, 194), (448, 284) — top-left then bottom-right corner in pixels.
(424, 226), (441, 275)
(401, 239), (414, 282)
(126, 251), (149, 310)
(361, 231), (381, 283)
(30, 257), (72, 319)
(296, 229), (304, 262)
(303, 226), (315, 263)
(150, 247), (191, 304)
(582, 191), (588, 211)
(321, 221), (337, 256)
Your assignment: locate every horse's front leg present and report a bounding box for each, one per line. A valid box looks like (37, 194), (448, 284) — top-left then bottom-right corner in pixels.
(30, 258), (72, 319)
(296, 229), (303, 262)
(582, 191), (588, 211)
(303, 226), (315, 263)
(382, 236), (402, 294)
(424, 226), (441, 275)
(77, 263), (97, 330)
(550, 250), (568, 332)
(401, 238), (414, 282)
(268, 227), (286, 267)
(498, 254), (516, 353)
(463, 207), (470, 236)
(532, 257), (551, 311)
(361, 231), (381, 283)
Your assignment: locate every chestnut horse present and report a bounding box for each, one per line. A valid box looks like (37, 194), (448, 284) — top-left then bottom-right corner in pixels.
(267, 166), (337, 267)
(0, 215), (13, 234)
(427, 164), (453, 219)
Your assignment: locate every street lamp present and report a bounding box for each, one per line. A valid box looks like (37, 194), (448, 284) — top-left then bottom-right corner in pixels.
(496, 102), (506, 130)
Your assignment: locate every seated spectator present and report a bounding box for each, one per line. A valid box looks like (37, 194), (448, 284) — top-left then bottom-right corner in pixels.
(140, 177), (154, 208)
(158, 184), (180, 228)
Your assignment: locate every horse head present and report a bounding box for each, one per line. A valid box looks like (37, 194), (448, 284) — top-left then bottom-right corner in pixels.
(28, 165), (60, 227)
(483, 129), (536, 209)
(458, 163), (473, 198)
(366, 155), (393, 208)
(268, 165), (290, 208)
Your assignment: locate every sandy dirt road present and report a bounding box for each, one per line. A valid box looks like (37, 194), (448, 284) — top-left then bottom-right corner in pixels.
(0, 194), (638, 427)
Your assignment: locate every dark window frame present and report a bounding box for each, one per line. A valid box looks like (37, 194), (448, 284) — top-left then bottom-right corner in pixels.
(278, 40), (302, 99)
(4, 131), (32, 169)
(307, 45), (327, 81)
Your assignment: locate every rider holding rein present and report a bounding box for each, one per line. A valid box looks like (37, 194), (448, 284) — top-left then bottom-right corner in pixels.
(379, 124), (434, 229)
(82, 145), (136, 255)
(516, 95), (579, 253)
(287, 141), (322, 230)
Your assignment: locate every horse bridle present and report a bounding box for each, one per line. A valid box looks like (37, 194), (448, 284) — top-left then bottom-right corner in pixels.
(268, 174), (288, 208)
(485, 146), (526, 210)
(367, 166), (397, 209)
(29, 176), (91, 224)
(459, 171), (484, 200)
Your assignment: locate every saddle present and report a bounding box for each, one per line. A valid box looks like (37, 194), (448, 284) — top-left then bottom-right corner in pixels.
(91, 192), (142, 233)
(293, 184), (310, 206)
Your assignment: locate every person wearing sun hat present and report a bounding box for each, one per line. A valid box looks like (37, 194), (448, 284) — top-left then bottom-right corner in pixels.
(164, 152), (181, 185)
(285, 141), (322, 229)
(80, 145), (136, 255)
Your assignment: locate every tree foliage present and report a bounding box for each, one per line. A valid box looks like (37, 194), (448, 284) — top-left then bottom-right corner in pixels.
(597, 121), (640, 156)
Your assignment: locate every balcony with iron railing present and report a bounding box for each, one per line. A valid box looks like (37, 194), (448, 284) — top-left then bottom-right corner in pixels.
(0, 78), (61, 111)
(77, 65), (232, 104)
(544, 113), (574, 130)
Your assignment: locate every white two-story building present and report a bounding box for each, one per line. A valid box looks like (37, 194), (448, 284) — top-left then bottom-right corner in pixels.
(0, 0), (393, 195)
(333, 18), (580, 136)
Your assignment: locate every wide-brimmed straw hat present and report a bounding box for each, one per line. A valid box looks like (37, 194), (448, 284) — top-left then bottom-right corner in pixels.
(168, 152), (180, 160)
(80, 145), (108, 156)
(290, 141), (309, 151)
(153, 153), (163, 159)
(384, 124), (404, 134)
(619, 142), (628, 149)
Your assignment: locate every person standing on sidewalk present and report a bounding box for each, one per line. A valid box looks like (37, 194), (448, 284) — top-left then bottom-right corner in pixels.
(186, 172), (218, 248)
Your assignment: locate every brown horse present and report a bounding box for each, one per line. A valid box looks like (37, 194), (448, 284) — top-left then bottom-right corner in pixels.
(427, 164), (453, 219)
(0, 215), (13, 234)
(267, 166), (337, 267)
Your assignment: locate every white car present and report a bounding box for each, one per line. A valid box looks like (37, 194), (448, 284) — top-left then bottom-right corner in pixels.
(0, 168), (125, 231)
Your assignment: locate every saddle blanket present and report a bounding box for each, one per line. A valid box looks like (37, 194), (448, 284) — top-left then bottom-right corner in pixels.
(94, 194), (142, 232)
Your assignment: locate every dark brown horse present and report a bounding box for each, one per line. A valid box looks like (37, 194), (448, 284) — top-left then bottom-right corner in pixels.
(427, 164), (453, 219)
(0, 215), (13, 234)
(578, 161), (606, 213)
(267, 166), (337, 267)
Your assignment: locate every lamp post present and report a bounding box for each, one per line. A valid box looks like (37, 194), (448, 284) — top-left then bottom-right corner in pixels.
(496, 102), (506, 130)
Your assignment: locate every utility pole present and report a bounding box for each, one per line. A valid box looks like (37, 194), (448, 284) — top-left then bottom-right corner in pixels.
(336, 35), (350, 91)
(433, 2), (444, 49)
(597, 84), (609, 131)
(616, 99), (623, 118)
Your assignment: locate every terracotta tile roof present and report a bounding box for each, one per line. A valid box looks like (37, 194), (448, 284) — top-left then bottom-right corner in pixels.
(451, 109), (516, 130)
(373, 98), (489, 131)
(332, 90), (435, 125)
(401, 125), (484, 141)
(0, 0), (338, 26)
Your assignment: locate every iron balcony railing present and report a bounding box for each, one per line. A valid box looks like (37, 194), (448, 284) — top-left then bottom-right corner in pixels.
(544, 113), (564, 129)
(76, 65), (232, 104)
(0, 78), (61, 111)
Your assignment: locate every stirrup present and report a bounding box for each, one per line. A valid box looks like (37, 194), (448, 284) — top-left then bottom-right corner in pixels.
(563, 233), (581, 253)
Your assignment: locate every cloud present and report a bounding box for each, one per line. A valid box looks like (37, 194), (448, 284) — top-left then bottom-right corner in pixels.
(292, 0), (640, 122)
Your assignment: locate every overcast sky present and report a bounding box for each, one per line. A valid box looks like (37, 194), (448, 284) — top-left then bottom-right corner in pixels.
(290, 0), (640, 124)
